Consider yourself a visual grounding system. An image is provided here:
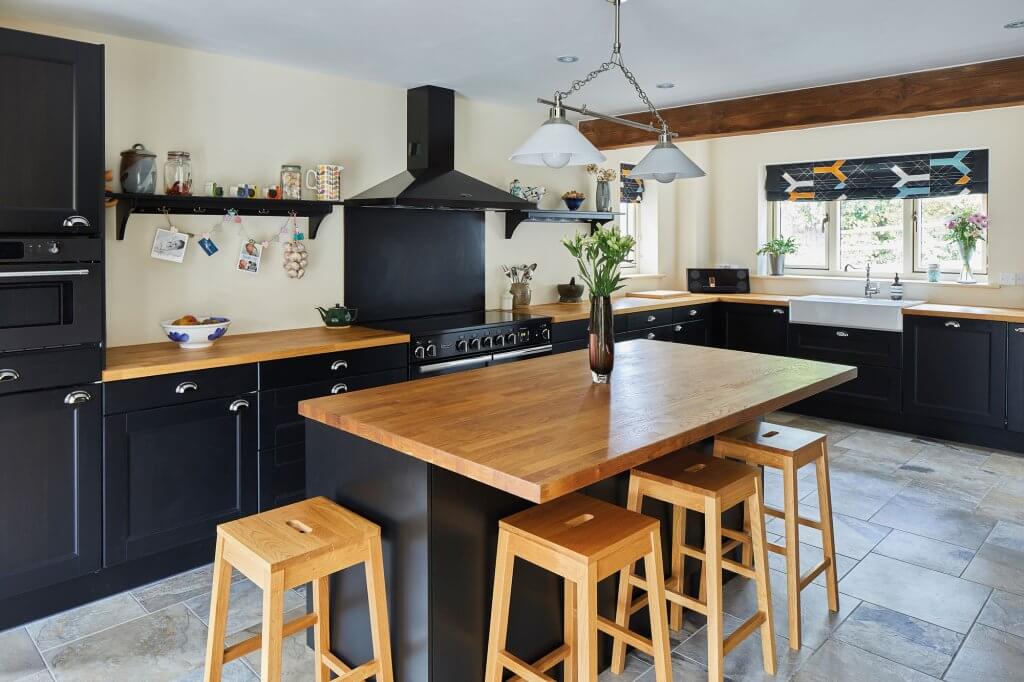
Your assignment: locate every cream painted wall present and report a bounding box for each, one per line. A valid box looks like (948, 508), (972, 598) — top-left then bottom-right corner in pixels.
(0, 17), (594, 345)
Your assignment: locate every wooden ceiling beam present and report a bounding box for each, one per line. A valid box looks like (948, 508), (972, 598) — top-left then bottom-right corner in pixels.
(578, 57), (1024, 149)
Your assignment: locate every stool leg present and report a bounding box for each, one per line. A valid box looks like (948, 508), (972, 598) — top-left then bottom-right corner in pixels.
(783, 459), (802, 650)
(365, 535), (395, 682)
(704, 496), (725, 682)
(576, 570), (599, 682)
(749, 477), (777, 675)
(740, 499), (753, 568)
(610, 477), (642, 673)
(669, 505), (684, 631)
(260, 571), (285, 682)
(644, 528), (673, 682)
(312, 576), (331, 682)
(563, 579), (577, 682)
(484, 530), (515, 682)
(815, 442), (840, 613)
(202, 536), (232, 682)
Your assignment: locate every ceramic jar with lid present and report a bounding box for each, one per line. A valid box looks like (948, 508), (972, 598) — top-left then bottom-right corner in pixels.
(119, 143), (157, 194)
(281, 165), (302, 200)
(164, 151), (192, 195)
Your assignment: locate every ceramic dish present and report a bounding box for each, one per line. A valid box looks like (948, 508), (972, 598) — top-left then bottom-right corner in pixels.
(160, 317), (231, 349)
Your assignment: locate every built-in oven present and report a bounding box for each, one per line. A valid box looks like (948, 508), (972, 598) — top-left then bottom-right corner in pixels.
(0, 238), (103, 352)
(411, 344), (552, 379)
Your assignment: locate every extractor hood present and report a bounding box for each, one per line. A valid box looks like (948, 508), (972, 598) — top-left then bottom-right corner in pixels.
(346, 86), (535, 211)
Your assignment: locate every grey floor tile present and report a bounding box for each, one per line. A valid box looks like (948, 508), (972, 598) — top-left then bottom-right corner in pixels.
(838, 553), (990, 633)
(801, 476), (901, 521)
(871, 529), (975, 576)
(897, 445), (999, 502)
(831, 601), (962, 677)
(173, 659), (255, 682)
(766, 505), (890, 560)
(766, 541), (857, 588)
(13, 672), (53, 682)
(674, 612), (813, 680)
(44, 604), (207, 682)
(598, 652), (652, 681)
(185, 579), (303, 636)
(0, 627), (46, 682)
(869, 484), (996, 549)
(981, 452), (1024, 478)
(228, 607), (315, 681)
(978, 482), (1024, 525)
(988, 519), (1024, 552)
(781, 415), (858, 442)
(635, 650), (729, 681)
(978, 589), (1024, 639)
(944, 623), (1024, 682)
(961, 540), (1024, 596)
(832, 429), (927, 464)
(792, 638), (938, 681)
(133, 565), (219, 613)
(26, 593), (147, 652)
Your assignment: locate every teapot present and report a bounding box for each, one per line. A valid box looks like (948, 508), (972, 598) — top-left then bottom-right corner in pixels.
(316, 304), (357, 327)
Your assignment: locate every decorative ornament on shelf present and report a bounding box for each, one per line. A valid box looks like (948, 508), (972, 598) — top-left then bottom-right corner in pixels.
(586, 164), (616, 212)
(509, 178), (524, 198)
(944, 209), (988, 284)
(562, 190), (585, 211)
(563, 226), (636, 383)
(756, 237), (799, 276)
(522, 185), (547, 206)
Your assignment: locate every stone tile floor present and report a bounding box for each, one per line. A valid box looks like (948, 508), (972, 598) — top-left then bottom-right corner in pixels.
(3, 413), (1024, 681)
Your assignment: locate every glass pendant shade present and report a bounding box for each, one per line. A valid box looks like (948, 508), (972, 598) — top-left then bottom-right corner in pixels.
(510, 109), (606, 167)
(631, 134), (705, 183)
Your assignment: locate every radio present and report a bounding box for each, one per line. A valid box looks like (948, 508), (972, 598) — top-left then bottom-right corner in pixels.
(687, 267), (750, 294)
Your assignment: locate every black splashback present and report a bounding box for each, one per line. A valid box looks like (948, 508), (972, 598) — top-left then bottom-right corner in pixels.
(344, 207), (485, 322)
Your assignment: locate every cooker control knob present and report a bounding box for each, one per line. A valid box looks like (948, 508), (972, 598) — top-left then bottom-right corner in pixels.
(505, 333), (517, 345)
(413, 345), (426, 360)
(426, 344), (437, 357)
(541, 328), (550, 341)
(48, 241), (60, 255)
(494, 335), (505, 347)
(481, 336), (493, 349)
(456, 339), (468, 353)
(469, 338), (481, 351)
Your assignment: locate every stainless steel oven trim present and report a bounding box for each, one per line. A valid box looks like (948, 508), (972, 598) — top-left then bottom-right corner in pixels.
(415, 354), (492, 375)
(0, 269), (91, 278)
(491, 344), (552, 362)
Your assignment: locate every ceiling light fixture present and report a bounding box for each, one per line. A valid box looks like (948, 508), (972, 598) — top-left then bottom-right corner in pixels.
(556, 55), (579, 63)
(1005, 19), (1024, 28)
(511, 0), (704, 182)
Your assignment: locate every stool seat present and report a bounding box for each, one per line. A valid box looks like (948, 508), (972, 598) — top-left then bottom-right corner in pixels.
(716, 421), (825, 467)
(635, 451), (758, 501)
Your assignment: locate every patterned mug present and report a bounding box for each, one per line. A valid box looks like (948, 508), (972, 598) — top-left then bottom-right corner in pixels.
(305, 164), (343, 201)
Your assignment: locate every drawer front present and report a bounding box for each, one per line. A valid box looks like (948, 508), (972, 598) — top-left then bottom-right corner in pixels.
(618, 324), (675, 343)
(789, 324), (901, 368)
(552, 339), (587, 355)
(627, 308), (672, 331)
(0, 346), (101, 396)
(672, 304), (710, 324)
(258, 444), (306, 511)
(259, 343), (406, 390)
(673, 319), (709, 346)
(551, 319), (589, 343)
(259, 368), (406, 450)
(104, 364), (257, 414)
(803, 365), (901, 413)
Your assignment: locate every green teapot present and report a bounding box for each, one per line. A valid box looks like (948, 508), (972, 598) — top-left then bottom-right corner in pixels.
(316, 304), (357, 327)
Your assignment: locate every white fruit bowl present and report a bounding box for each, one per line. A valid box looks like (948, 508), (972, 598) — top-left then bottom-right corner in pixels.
(160, 317), (232, 349)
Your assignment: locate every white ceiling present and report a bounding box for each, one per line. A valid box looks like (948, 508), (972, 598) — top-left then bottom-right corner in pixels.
(5, 0), (1024, 114)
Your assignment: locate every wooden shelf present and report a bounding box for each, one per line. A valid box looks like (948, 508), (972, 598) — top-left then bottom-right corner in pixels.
(504, 209), (620, 239)
(107, 193), (343, 240)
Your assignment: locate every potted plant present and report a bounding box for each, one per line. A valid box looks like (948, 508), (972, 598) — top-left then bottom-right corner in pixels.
(944, 209), (988, 284)
(586, 164), (617, 212)
(563, 226), (636, 383)
(757, 237), (799, 276)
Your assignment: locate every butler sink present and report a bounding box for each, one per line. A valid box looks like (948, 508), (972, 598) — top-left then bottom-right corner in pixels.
(789, 295), (925, 332)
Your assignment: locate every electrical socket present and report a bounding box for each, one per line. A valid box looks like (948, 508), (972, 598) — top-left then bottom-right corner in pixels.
(999, 272), (1016, 286)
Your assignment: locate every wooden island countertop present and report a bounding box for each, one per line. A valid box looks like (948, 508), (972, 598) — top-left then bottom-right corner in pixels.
(299, 340), (854, 502)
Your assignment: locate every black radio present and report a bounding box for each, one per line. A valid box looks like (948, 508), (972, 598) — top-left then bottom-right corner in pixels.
(687, 268), (750, 294)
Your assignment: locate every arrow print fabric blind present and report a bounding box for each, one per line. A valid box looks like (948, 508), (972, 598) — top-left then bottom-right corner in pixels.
(765, 149), (988, 202)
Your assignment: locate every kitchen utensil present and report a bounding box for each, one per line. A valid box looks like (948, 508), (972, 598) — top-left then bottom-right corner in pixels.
(305, 164), (343, 201)
(557, 278), (585, 303)
(316, 304), (357, 327)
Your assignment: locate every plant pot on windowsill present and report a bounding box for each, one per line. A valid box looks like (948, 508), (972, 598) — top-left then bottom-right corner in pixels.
(757, 237), (798, 277)
(767, 254), (786, 276)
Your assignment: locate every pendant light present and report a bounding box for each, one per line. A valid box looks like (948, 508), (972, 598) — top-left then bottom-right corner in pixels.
(512, 0), (704, 182)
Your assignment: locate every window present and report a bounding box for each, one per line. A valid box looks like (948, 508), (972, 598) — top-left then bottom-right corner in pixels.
(771, 195), (987, 276)
(618, 200), (640, 270)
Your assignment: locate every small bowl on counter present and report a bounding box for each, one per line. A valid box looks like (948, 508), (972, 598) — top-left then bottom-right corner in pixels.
(160, 316), (231, 349)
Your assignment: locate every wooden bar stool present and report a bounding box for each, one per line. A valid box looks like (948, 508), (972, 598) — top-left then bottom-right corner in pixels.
(713, 421), (839, 650)
(203, 496), (393, 682)
(611, 449), (776, 682)
(484, 493), (673, 682)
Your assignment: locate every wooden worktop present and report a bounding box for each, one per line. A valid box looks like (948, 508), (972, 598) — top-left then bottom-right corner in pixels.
(520, 293), (793, 323)
(903, 303), (1024, 324)
(299, 341), (854, 503)
(103, 326), (409, 382)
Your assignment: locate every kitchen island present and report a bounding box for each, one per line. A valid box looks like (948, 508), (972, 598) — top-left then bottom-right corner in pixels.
(299, 340), (855, 680)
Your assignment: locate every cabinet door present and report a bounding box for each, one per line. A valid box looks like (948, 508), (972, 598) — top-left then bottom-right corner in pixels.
(1007, 325), (1024, 432)
(104, 395), (257, 565)
(903, 317), (1006, 427)
(720, 304), (789, 355)
(0, 386), (101, 599)
(0, 28), (103, 236)
(673, 319), (709, 346)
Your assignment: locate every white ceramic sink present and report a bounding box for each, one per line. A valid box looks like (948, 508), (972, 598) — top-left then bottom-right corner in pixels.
(789, 295), (925, 332)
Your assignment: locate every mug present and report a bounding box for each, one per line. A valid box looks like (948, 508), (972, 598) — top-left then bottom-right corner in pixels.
(305, 164), (343, 201)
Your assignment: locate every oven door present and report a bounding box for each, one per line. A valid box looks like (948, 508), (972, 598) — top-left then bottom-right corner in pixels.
(0, 264), (103, 351)
(411, 353), (492, 379)
(488, 344), (552, 366)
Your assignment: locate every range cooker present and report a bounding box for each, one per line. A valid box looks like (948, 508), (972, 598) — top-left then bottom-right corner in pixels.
(370, 310), (552, 378)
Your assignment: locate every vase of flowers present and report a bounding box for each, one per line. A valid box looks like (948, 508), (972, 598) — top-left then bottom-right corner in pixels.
(944, 210), (987, 284)
(587, 164), (617, 212)
(756, 237), (799, 276)
(563, 226), (637, 383)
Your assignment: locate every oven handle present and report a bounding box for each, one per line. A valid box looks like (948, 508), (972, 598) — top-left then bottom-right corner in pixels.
(416, 354), (493, 375)
(491, 344), (553, 362)
(0, 269), (91, 278)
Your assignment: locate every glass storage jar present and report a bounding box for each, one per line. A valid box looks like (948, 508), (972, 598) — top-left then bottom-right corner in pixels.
(281, 164), (302, 200)
(164, 151), (192, 195)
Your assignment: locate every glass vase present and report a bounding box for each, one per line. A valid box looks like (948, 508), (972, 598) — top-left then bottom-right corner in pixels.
(588, 296), (614, 383)
(596, 180), (611, 212)
(957, 242), (976, 284)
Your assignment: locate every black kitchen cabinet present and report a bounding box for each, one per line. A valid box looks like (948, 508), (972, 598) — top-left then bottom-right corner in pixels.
(0, 28), (104, 236)
(718, 303), (789, 355)
(0, 385), (101, 600)
(673, 319), (710, 346)
(550, 317), (626, 355)
(903, 316), (1007, 428)
(1006, 325), (1024, 432)
(618, 324), (675, 343)
(103, 394), (257, 565)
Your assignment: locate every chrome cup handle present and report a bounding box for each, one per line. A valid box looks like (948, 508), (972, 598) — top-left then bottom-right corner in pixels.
(331, 359), (348, 371)
(175, 381), (198, 394)
(228, 399), (250, 413)
(0, 369), (20, 383)
(945, 320), (961, 328)
(64, 390), (92, 406)
(331, 383), (349, 394)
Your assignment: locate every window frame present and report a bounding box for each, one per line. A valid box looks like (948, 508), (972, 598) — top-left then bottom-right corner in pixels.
(912, 194), (989, 275)
(618, 200), (641, 271)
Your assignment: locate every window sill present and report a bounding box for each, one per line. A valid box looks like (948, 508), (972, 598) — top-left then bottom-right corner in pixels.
(752, 273), (1000, 289)
(621, 272), (668, 280)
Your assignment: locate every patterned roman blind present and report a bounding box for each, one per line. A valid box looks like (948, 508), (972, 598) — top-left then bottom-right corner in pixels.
(765, 149), (988, 202)
(620, 163), (644, 203)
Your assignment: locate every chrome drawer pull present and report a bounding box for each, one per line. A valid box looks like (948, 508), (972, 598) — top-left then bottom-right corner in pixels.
(646, 315), (657, 322)
(228, 399), (250, 413)
(175, 381), (198, 394)
(62, 215), (91, 229)
(331, 359), (348, 371)
(674, 325), (682, 332)
(772, 308), (786, 315)
(331, 383), (349, 394)
(1015, 328), (1024, 334)
(689, 309), (698, 316)
(646, 332), (656, 340)
(836, 330), (849, 337)
(0, 269), (90, 279)
(945, 320), (961, 328)
(64, 390), (91, 406)
(0, 369), (20, 383)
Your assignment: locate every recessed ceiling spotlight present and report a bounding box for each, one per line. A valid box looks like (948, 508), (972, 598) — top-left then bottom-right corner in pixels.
(656, 82), (675, 89)
(1005, 19), (1024, 28)
(556, 55), (579, 63)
